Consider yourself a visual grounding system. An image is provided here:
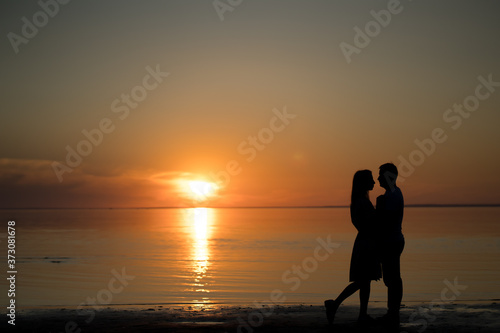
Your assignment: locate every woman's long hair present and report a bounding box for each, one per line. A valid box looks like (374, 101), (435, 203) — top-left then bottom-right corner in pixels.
(350, 170), (373, 206)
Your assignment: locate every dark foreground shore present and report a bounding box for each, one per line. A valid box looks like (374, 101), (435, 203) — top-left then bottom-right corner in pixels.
(3, 302), (500, 332)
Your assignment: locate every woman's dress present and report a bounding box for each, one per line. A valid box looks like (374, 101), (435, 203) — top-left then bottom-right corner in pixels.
(349, 197), (382, 282)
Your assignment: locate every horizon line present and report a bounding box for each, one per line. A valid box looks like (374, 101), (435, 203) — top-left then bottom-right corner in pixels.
(1, 204), (500, 210)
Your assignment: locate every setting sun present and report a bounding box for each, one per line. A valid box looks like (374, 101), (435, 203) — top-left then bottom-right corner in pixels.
(188, 181), (218, 201)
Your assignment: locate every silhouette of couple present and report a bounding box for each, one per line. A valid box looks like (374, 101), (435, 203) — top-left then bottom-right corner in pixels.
(325, 163), (404, 329)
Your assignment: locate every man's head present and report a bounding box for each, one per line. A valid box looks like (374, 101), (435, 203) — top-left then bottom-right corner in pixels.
(378, 163), (398, 191)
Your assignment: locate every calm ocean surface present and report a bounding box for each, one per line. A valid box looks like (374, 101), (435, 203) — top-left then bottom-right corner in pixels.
(1, 207), (499, 308)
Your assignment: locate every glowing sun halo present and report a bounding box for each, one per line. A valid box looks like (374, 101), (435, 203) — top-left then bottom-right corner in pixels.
(188, 181), (218, 200)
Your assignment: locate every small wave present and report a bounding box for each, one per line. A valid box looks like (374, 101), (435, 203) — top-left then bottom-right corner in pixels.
(18, 256), (74, 264)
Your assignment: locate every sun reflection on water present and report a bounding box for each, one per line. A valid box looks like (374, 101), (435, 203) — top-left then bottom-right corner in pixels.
(188, 207), (212, 303)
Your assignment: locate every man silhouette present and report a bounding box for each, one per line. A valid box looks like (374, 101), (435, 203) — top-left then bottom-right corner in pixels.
(376, 163), (405, 329)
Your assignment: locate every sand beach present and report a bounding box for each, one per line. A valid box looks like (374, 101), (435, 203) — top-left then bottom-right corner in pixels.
(7, 301), (500, 333)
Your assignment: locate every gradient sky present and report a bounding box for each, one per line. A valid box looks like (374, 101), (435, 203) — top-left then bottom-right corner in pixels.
(1, 0), (500, 208)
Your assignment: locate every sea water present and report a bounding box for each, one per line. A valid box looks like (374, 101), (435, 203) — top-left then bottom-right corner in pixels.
(0, 207), (499, 308)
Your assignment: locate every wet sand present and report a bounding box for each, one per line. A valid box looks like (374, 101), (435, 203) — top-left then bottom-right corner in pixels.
(5, 301), (500, 332)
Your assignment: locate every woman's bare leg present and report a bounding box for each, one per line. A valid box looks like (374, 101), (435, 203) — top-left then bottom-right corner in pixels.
(334, 281), (361, 304)
(325, 282), (361, 325)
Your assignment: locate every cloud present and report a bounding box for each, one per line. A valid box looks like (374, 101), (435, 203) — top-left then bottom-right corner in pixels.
(0, 158), (195, 208)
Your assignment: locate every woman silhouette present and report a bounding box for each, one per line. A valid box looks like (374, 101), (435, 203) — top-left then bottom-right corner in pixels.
(324, 170), (381, 325)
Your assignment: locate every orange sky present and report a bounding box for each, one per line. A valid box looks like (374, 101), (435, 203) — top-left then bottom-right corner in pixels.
(1, 1), (500, 208)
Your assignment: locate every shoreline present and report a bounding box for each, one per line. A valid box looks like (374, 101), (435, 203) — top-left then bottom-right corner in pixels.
(17, 297), (500, 308)
(2, 204), (500, 210)
(6, 301), (500, 332)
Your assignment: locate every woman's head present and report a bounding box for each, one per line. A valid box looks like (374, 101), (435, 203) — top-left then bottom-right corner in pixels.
(351, 170), (375, 204)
